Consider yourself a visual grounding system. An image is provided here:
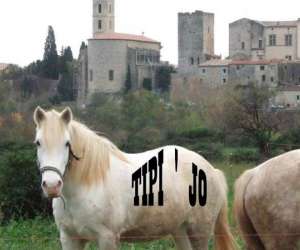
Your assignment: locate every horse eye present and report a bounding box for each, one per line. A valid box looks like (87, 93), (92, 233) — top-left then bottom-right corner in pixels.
(65, 142), (70, 147)
(36, 140), (41, 147)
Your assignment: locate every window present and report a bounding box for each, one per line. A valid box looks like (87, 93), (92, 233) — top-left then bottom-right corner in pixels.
(190, 57), (194, 65)
(223, 78), (227, 83)
(271, 77), (274, 82)
(241, 42), (245, 50)
(197, 57), (200, 65)
(98, 20), (102, 30)
(202, 68), (206, 74)
(98, 4), (102, 13)
(223, 68), (227, 74)
(260, 65), (265, 71)
(262, 75), (266, 82)
(89, 70), (93, 82)
(297, 95), (300, 101)
(269, 35), (276, 46)
(259, 39), (263, 49)
(285, 34), (292, 46)
(109, 20), (112, 30)
(286, 55), (292, 61)
(109, 4), (112, 13)
(237, 65), (240, 70)
(109, 70), (114, 81)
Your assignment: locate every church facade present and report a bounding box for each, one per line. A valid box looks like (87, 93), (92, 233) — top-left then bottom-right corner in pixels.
(77, 0), (162, 105)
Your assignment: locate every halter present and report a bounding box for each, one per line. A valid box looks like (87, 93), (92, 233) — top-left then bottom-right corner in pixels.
(37, 144), (80, 179)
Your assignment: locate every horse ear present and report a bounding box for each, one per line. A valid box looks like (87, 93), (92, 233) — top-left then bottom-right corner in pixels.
(33, 106), (46, 125)
(61, 107), (73, 124)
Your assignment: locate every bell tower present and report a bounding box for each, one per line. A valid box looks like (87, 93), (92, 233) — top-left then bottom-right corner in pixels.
(93, 0), (115, 37)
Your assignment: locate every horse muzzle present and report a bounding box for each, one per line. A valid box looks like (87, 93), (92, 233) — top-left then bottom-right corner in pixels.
(42, 179), (63, 198)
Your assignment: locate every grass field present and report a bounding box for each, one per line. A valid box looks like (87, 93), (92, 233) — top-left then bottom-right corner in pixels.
(0, 162), (254, 250)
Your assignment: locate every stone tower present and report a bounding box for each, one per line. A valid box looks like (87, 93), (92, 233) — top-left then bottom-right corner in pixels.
(93, 0), (115, 37)
(178, 11), (214, 72)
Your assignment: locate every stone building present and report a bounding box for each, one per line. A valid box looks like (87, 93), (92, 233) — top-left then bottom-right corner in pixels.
(0, 63), (9, 72)
(195, 59), (281, 87)
(76, 0), (162, 105)
(178, 11), (218, 73)
(278, 61), (300, 85)
(274, 85), (300, 108)
(198, 59), (231, 87)
(228, 60), (280, 87)
(93, 0), (115, 36)
(229, 18), (300, 61)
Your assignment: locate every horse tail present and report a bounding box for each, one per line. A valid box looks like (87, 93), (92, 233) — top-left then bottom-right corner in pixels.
(214, 170), (237, 250)
(234, 169), (264, 250)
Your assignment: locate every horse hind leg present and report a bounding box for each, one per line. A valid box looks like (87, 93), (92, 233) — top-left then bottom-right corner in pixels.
(186, 225), (210, 250)
(173, 227), (194, 250)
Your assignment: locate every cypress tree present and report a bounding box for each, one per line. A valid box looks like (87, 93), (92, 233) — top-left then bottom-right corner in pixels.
(42, 26), (59, 79)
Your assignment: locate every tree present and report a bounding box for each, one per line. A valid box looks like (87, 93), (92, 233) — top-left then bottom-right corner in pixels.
(223, 83), (285, 160)
(155, 65), (175, 92)
(63, 46), (73, 62)
(59, 46), (74, 74)
(124, 65), (132, 92)
(80, 41), (87, 51)
(42, 26), (58, 79)
(56, 63), (75, 102)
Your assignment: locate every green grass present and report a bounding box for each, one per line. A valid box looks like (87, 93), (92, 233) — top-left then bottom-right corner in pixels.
(0, 162), (253, 250)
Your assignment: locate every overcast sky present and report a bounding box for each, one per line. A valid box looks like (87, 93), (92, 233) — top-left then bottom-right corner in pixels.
(0, 0), (299, 66)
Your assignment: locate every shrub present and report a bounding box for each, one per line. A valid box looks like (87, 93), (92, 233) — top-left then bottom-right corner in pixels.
(194, 142), (224, 161)
(0, 143), (51, 222)
(227, 148), (260, 163)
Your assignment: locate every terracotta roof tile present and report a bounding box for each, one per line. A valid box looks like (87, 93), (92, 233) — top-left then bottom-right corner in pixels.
(91, 32), (160, 44)
(230, 59), (284, 65)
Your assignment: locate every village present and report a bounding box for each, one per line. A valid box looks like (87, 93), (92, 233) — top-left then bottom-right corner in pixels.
(1, 1), (300, 249)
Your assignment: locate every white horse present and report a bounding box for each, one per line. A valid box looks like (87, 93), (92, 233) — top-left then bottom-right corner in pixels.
(33, 107), (236, 250)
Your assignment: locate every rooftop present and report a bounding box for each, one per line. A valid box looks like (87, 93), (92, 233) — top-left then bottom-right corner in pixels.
(91, 32), (160, 44)
(230, 18), (299, 27)
(260, 21), (298, 27)
(199, 59), (232, 67)
(279, 85), (300, 92)
(230, 59), (284, 65)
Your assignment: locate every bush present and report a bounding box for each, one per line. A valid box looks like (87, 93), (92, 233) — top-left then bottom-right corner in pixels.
(194, 142), (224, 161)
(0, 143), (51, 222)
(227, 148), (260, 163)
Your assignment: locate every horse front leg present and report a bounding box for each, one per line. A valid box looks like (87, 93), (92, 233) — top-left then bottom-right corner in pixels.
(97, 230), (120, 250)
(60, 229), (86, 250)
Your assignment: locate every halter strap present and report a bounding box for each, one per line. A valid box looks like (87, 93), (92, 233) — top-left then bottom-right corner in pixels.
(40, 166), (64, 180)
(38, 144), (81, 179)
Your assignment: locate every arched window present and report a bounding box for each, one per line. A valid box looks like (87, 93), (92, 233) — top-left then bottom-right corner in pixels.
(98, 4), (102, 13)
(98, 20), (102, 30)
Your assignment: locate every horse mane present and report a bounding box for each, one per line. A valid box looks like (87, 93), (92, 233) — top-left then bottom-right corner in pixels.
(67, 120), (128, 186)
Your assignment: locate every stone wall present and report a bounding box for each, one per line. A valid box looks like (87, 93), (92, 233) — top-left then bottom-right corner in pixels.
(178, 11), (214, 72)
(229, 63), (278, 87)
(198, 65), (229, 87)
(87, 39), (161, 97)
(278, 62), (300, 84)
(93, 0), (115, 36)
(229, 19), (264, 60)
(264, 26), (297, 60)
(88, 40), (128, 94)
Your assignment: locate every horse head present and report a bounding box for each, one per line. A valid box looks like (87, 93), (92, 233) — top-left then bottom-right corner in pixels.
(33, 106), (74, 198)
